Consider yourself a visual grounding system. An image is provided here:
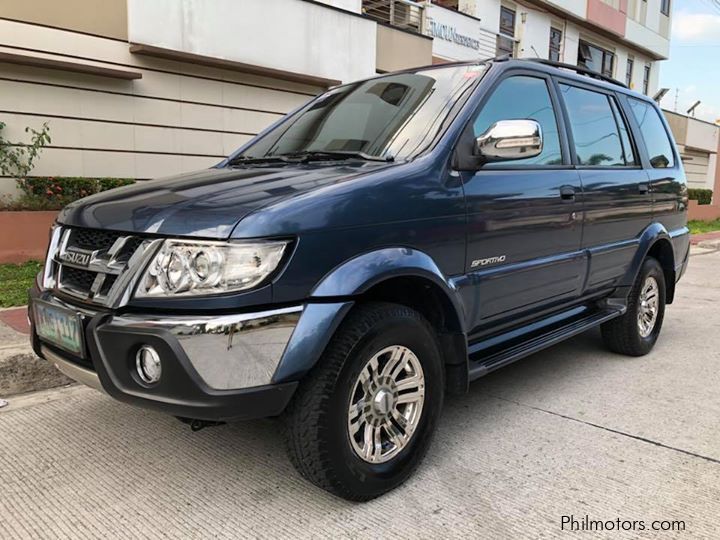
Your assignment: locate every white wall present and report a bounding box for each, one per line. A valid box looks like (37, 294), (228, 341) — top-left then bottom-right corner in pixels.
(686, 118), (720, 154)
(642, 0), (661, 33)
(128, 0), (377, 84)
(563, 22), (580, 65)
(313, 0), (362, 13)
(625, 17), (670, 59)
(459, 0), (500, 33)
(517, 7), (552, 59)
(425, 4), (496, 60)
(543, 0), (586, 19)
(0, 17), (323, 181)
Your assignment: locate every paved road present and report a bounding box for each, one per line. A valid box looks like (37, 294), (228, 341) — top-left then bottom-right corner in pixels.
(1, 249), (719, 539)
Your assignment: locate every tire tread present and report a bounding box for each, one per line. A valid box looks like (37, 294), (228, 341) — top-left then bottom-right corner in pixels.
(284, 302), (435, 501)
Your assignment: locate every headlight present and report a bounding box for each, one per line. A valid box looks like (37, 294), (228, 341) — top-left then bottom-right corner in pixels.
(136, 239), (288, 298)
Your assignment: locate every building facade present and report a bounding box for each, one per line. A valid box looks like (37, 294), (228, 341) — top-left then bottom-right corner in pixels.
(0, 0), (431, 191)
(426, 0), (670, 96)
(0, 0), (672, 188)
(664, 111), (719, 192)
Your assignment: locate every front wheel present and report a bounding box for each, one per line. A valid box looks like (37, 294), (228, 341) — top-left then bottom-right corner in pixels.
(601, 256), (666, 356)
(284, 302), (444, 501)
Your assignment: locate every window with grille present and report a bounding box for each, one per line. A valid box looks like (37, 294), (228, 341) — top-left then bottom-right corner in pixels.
(496, 7), (516, 57)
(549, 28), (562, 62)
(626, 57), (634, 87)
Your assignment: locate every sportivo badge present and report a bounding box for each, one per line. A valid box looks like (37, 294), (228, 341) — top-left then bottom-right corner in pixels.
(471, 255), (507, 268)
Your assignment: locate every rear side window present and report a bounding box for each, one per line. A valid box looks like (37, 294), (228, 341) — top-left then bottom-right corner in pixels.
(628, 98), (675, 168)
(559, 84), (635, 166)
(472, 76), (562, 166)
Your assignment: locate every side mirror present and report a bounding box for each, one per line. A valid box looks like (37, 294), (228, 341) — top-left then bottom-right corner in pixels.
(474, 119), (543, 162)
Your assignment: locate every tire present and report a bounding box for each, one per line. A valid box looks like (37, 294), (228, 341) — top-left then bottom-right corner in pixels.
(601, 256), (666, 356)
(284, 302), (444, 501)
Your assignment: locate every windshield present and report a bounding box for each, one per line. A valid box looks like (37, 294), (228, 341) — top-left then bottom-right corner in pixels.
(236, 64), (487, 162)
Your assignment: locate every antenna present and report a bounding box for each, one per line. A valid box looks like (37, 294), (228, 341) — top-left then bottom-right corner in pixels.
(687, 101), (701, 117)
(530, 45), (540, 58)
(674, 88), (678, 112)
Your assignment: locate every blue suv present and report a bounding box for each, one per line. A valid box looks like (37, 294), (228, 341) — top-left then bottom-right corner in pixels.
(29, 58), (689, 500)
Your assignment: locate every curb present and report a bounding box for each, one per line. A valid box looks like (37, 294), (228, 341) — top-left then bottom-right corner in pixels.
(697, 239), (720, 251)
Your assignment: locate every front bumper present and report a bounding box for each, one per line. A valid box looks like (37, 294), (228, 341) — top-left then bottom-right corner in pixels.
(29, 286), (301, 422)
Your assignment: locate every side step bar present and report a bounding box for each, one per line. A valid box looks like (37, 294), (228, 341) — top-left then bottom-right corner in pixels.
(467, 308), (623, 381)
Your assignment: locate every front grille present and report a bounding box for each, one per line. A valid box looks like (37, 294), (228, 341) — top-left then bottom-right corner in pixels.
(61, 266), (96, 291)
(70, 228), (126, 251)
(46, 226), (156, 306)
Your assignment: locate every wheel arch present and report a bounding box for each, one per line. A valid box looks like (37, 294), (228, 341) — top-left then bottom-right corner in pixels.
(274, 248), (469, 394)
(623, 224), (677, 304)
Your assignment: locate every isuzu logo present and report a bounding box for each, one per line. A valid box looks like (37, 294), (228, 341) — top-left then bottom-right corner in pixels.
(61, 248), (93, 267)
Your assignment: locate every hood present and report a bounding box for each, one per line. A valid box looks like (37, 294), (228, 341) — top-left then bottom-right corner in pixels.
(58, 163), (390, 238)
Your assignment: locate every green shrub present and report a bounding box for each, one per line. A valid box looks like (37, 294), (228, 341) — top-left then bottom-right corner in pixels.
(0, 121), (51, 179)
(2, 177), (135, 211)
(688, 188), (713, 205)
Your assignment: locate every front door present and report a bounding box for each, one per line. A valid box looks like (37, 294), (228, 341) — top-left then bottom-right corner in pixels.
(457, 73), (585, 334)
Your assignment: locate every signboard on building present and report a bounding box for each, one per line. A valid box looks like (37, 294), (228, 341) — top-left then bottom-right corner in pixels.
(424, 4), (496, 61)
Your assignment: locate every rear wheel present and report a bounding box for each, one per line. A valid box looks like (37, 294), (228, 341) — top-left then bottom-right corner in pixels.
(601, 256), (666, 356)
(284, 302), (444, 501)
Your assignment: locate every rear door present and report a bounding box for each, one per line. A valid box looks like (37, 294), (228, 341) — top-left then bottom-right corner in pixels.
(458, 71), (585, 332)
(555, 80), (652, 294)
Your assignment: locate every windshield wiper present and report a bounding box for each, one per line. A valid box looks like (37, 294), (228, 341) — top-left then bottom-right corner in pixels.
(228, 155), (292, 166)
(280, 150), (394, 163)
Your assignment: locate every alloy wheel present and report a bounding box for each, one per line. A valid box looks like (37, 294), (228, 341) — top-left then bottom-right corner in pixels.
(347, 345), (425, 464)
(638, 275), (660, 338)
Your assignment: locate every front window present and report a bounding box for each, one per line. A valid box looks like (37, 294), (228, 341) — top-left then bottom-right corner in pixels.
(578, 40), (615, 78)
(237, 65), (487, 162)
(472, 75), (563, 166)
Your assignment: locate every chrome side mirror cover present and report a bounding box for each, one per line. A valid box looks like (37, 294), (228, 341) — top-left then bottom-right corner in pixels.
(474, 119), (543, 162)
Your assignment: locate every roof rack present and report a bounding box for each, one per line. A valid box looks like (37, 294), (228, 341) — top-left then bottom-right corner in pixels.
(522, 58), (628, 88)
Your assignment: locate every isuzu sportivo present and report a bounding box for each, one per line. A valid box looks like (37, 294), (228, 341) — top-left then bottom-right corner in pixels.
(29, 58), (688, 500)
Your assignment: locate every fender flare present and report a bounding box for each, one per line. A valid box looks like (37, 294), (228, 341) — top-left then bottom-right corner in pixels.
(272, 248), (468, 385)
(620, 223), (675, 289)
(311, 247), (466, 325)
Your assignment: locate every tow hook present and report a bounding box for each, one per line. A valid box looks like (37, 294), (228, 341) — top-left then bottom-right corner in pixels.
(177, 417), (225, 432)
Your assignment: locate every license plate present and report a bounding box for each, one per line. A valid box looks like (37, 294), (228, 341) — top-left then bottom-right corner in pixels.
(33, 301), (84, 357)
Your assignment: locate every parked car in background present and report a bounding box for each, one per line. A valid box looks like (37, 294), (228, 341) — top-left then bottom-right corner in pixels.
(28, 58), (688, 501)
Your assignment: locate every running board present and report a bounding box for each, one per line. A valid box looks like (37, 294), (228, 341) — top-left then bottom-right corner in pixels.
(467, 308), (623, 381)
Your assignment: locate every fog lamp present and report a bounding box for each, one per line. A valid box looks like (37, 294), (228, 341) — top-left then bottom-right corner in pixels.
(136, 345), (162, 384)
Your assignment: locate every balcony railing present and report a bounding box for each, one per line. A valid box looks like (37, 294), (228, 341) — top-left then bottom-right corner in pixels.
(362, 0), (425, 33)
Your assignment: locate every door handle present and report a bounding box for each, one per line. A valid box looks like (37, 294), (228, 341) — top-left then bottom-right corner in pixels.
(560, 185), (576, 201)
(638, 183), (650, 194)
